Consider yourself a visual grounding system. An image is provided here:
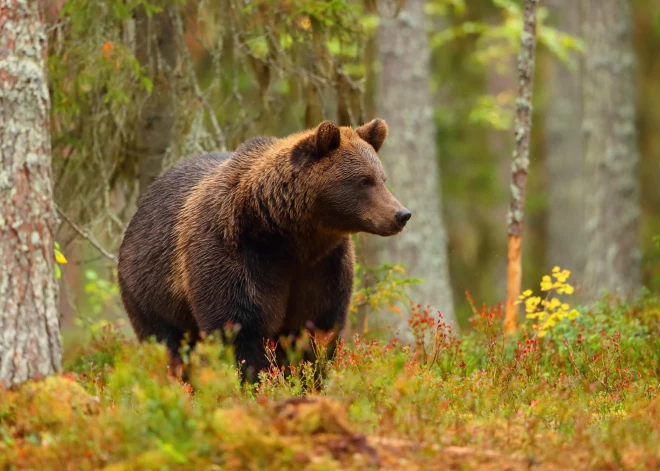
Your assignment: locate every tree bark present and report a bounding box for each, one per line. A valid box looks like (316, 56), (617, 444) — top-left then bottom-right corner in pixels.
(582, 0), (641, 299)
(545, 0), (585, 282)
(135, 7), (178, 197)
(0, 0), (62, 388)
(373, 0), (455, 324)
(504, 0), (539, 334)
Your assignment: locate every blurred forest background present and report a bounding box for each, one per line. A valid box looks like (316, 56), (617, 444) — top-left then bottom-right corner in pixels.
(5, 1), (660, 465)
(42, 0), (659, 338)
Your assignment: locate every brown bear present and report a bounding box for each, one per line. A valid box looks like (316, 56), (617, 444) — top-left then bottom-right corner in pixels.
(117, 119), (411, 381)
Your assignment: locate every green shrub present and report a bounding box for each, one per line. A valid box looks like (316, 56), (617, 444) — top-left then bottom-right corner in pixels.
(2, 290), (659, 470)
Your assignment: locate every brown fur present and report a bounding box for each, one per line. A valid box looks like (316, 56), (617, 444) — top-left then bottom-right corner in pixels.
(118, 119), (409, 382)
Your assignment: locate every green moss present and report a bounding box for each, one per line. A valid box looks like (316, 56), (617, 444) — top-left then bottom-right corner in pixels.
(2, 376), (99, 434)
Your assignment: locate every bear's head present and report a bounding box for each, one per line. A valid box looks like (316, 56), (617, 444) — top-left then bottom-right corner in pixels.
(290, 119), (411, 237)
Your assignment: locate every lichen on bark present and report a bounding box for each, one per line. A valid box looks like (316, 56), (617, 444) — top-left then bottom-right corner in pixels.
(545, 0), (586, 285)
(582, 0), (641, 299)
(504, 0), (539, 333)
(371, 0), (455, 327)
(0, 0), (62, 388)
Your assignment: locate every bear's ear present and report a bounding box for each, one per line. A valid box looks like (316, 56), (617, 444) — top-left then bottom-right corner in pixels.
(315, 121), (341, 157)
(291, 121), (341, 165)
(356, 118), (388, 152)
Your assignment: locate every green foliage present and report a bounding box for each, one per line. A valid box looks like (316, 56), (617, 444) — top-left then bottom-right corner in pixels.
(429, 0), (583, 131)
(3, 291), (660, 469)
(349, 263), (422, 334)
(646, 235), (660, 289)
(49, 0), (159, 226)
(439, 0), (584, 67)
(81, 268), (120, 315)
(65, 320), (128, 396)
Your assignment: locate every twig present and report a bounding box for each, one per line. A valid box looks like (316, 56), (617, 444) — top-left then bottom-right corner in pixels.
(55, 204), (117, 263)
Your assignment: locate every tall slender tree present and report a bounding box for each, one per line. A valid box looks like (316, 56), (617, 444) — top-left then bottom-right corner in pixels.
(545, 0), (585, 281)
(582, 0), (641, 298)
(373, 0), (455, 324)
(504, 0), (539, 334)
(0, 0), (62, 387)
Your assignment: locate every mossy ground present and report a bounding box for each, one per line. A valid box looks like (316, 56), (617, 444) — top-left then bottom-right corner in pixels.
(1, 291), (660, 470)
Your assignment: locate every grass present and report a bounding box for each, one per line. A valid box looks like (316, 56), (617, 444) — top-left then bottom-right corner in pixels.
(1, 286), (660, 470)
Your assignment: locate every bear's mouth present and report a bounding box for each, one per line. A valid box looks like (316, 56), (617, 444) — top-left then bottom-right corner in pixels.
(378, 226), (405, 237)
(362, 220), (405, 237)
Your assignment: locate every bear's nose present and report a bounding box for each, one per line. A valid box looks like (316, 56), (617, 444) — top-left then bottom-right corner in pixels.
(395, 208), (412, 227)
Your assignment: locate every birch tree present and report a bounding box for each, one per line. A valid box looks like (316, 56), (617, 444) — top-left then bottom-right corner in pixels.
(0, 0), (62, 387)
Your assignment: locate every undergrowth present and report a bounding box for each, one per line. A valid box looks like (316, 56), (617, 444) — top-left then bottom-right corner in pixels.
(1, 275), (659, 470)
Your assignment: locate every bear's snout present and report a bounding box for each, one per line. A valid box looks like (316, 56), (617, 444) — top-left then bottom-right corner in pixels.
(395, 208), (412, 228)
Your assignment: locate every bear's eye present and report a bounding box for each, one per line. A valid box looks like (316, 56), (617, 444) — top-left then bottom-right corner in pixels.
(359, 177), (373, 188)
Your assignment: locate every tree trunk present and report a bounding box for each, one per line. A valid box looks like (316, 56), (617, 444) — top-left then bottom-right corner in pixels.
(504, 0), (539, 334)
(373, 0), (455, 324)
(582, 0), (641, 298)
(545, 0), (585, 283)
(135, 7), (178, 197)
(0, 0), (62, 388)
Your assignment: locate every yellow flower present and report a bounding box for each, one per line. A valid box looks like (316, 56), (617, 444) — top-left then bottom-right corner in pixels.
(547, 298), (561, 310)
(525, 296), (541, 313)
(540, 275), (553, 291)
(522, 267), (579, 337)
(557, 284), (575, 295)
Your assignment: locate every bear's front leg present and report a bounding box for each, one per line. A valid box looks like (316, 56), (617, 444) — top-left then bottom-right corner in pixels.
(310, 239), (354, 344)
(190, 278), (275, 382)
(185, 247), (276, 383)
(232, 324), (272, 383)
(187, 235), (287, 383)
(285, 239), (355, 368)
(191, 293), (272, 383)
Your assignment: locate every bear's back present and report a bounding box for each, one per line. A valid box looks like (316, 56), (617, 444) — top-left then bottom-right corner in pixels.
(121, 151), (231, 258)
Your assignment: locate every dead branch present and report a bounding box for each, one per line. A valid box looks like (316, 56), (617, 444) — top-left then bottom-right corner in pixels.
(55, 204), (117, 263)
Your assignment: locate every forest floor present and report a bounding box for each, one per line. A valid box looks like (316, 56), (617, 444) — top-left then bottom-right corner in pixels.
(2, 288), (660, 470)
